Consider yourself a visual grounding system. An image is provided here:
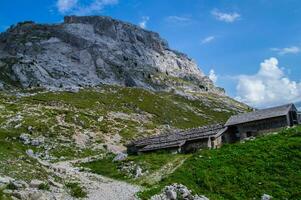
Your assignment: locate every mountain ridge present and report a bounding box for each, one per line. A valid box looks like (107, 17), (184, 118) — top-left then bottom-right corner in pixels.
(0, 15), (224, 95)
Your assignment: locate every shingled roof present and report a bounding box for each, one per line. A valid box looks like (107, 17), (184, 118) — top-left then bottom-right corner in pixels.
(128, 124), (226, 152)
(225, 104), (294, 126)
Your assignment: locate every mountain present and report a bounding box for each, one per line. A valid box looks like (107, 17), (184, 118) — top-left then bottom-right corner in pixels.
(0, 16), (223, 94)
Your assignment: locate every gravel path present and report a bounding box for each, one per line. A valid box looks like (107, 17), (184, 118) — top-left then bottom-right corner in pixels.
(52, 160), (140, 200)
(38, 157), (141, 200)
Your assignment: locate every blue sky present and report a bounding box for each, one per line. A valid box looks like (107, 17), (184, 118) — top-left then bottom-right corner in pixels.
(1, 0), (301, 108)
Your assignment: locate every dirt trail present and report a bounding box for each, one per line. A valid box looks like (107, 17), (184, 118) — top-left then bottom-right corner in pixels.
(40, 157), (140, 200)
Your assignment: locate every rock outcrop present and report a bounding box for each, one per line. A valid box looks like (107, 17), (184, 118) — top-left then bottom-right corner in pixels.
(0, 16), (223, 94)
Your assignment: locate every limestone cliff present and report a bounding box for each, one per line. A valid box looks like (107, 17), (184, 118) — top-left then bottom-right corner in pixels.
(0, 16), (223, 94)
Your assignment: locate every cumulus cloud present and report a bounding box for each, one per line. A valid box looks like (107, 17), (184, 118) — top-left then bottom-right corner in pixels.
(236, 57), (301, 108)
(271, 46), (300, 55)
(209, 69), (218, 83)
(139, 16), (150, 29)
(56, 0), (118, 15)
(201, 36), (215, 44)
(211, 10), (240, 23)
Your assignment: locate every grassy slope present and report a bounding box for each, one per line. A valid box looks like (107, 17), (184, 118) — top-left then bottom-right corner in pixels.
(0, 85), (246, 181)
(81, 152), (190, 186)
(140, 126), (301, 200)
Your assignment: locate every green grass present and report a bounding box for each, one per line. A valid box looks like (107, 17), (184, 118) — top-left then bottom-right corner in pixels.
(0, 189), (12, 200)
(81, 152), (189, 184)
(38, 183), (50, 190)
(82, 154), (127, 180)
(0, 129), (48, 181)
(65, 182), (87, 198)
(139, 126), (301, 200)
(27, 86), (244, 130)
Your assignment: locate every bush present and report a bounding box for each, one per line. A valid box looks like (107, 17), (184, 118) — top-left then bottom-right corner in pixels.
(65, 182), (87, 198)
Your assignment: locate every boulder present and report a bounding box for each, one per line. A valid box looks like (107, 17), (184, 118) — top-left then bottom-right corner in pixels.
(0, 176), (14, 184)
(166, 188), (177, 200)
(135, 166), (143, 178)
(29, 179), (44, 188)
(262, 194), (272, 200)
(113, 152), (128, 162)
(26, 149), (35, 157)
(31, 136), (45, 146)
(19, 133), (31, 145)
(29, 191), (48, 200)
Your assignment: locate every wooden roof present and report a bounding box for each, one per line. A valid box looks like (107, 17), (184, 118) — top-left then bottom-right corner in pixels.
(128, 124), (225, 152)
(225, 104), (295, 126)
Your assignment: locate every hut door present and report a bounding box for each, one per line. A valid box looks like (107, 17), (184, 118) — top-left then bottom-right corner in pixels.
(246, 131), (252, 137)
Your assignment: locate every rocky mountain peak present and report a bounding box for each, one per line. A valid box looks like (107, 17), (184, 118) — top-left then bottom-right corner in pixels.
(0, 15), (224, 94)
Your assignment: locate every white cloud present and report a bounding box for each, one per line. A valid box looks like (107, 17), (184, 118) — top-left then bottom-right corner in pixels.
(271, 46), (300, 55)
(56, 0), (118, 15)
(139, 16), (150, 29)
(236, 57), (301, 108)
(209, 69), (218, 83)
(201, 36), (215, 44)
(211, 10), (240, 23)
(165, 16), (192, 23)
(57, 0), (78, 13)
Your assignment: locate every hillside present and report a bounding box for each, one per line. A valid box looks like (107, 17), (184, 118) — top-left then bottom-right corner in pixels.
(138, 126), (301, 200)
(0, 86), (247, 199)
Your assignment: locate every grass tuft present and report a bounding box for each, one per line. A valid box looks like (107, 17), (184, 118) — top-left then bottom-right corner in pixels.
(65, 182), (87, 198)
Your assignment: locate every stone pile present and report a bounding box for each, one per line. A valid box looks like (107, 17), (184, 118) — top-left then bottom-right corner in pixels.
(151, 183), (209, 200)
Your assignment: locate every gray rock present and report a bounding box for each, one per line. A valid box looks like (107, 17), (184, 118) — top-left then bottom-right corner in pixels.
(26, 149), (35, 157)
(10, 180), (28, 189)
(0, 176), (14, 184)
(262, 194), (272, 200)
(12, 191), (28, 199)
(0, 16), (223, 95)
(166, 189), (177, 200)
(113, 152), (128, 162)
(29, 191), (48, 200)
(194, 195), (210, 200)
(135, 166), (143, 178)
(19, 133), (31, 145)
(49, 179), (63, 188)
(29, 179), (44, 188)
(151, 183), (209, 200)
(31, 136), (45, 146)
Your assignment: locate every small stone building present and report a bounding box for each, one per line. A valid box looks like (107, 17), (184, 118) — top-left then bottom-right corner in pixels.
(126, 103), (299, 154)
(223, 104), (299, 143)
(127, 124), (227, 154)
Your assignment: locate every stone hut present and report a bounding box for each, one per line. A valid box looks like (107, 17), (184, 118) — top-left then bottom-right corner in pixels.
(127, 124), (227, 154)
(223, 103), (299, 143)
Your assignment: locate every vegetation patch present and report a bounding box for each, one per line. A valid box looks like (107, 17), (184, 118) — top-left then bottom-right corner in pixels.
(65, 182), (87, 198)
(139, 126), (301, 200)
(81, 152), (189, 185)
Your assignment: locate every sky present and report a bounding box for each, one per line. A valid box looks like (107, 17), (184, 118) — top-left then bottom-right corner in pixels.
(0, 0), (301, 108)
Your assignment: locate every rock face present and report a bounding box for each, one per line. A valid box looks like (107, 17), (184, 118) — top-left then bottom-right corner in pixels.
(0, 16), (223, 94)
